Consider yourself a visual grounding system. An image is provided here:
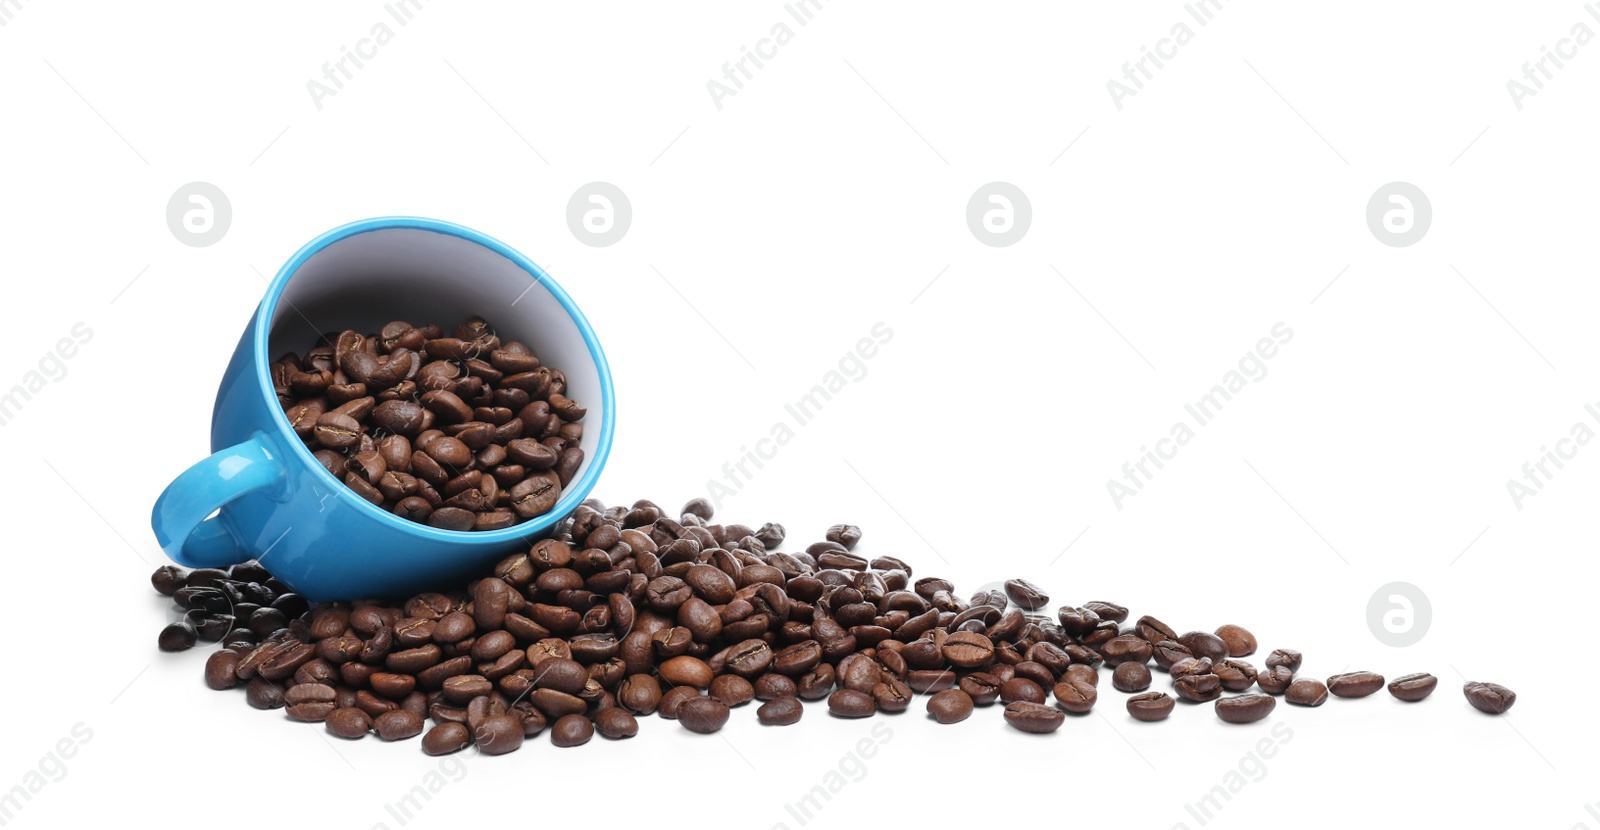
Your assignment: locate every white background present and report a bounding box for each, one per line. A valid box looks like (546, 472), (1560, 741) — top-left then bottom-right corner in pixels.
(1, 1), (1596, 827)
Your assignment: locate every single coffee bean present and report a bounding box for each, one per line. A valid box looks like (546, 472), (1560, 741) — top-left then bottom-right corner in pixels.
(246, 677), (285, 709)
(595, 708), (639, 739)
(1003, 579), (1049, 610)
(757, 696), (805, 726)
(326, 707), (372, 739)
(1265, 649), (1302, 671)
(1003, 701), (1066, 734)
(1113, 662), (1152, 693)
(1064, 664), (1099, 688)
(1388, 672), (1438, 702)
(678, 697), (732, 733)
(659, 655), (714, 687)
(152, 565), (188, 596)
(374, 709), (425, 741)
(1174, 673), (1223, 702)
(827, 689), (876, 718)
(204, 650), (241, 690)
(1000, 678), (1045, 705)
(1178, 631), (1229, 664)
(941, 631), (996, 668)
(1084, 600), (1128, 624)
(1327, 671), (1385, 698)
(710, 675), (755, 707)
(1257, 665), (1294, 695)
(753, 673), (798, 701)
(1463, 681), (1516, 714)
(1215, 659), (1258, 692)
(1127, 692), (1176, 722)
(476, 713), (527, 754)
(927, 689), (975, 724)
(1286, 679), (1328, 707)
(159, 621), (198, 652)
(421, 722), (471, 756)
(1216, 693), (1277, 723)
(1101, 634), (1153, 667)
(1053, 679), (1097, 714)
(1215, 624), (1257, 657)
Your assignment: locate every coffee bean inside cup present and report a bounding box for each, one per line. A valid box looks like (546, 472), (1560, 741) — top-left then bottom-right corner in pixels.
(273, 316), (587, 531)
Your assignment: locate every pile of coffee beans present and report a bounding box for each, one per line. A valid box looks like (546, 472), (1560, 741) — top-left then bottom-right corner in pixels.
(152, 498), (1516, 754)
(272, 315), (587, 531)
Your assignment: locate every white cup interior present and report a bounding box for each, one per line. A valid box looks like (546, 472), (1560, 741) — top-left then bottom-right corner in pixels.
(267, 226), (603, 507)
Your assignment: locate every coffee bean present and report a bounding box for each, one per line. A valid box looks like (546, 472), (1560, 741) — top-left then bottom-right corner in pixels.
(1102, 634), (1153, 667)
(1084, 600), (1128, 624)
(326, 707), (372, 739)
(1256, 665), (1294, 695)
(1178, 631), (1229, 664)
(927, 689), (974, 724)
(1215, 659), (1258, 692)
(1004, 579), (1049, 610)
(941, 631), (996, 668)
(595, 708), (639, 739)
(1000, 678), (1045, 705)
(1216, 693), (1276, 723)
(678, 697), (732, 733)
(375, 709), (425, 741)
(1265, 649), (1302, 671)
(1113, 662), (1152, 692)
(827, 689), (876, 718)
(159, 621), (198, 652)
(619, 674), (663, 715)
(1327, 671), (1385, 698)
(1003, 701), (1065, 734)
(710, 675), (755, 707)
(476, 713), (526, 754)
(1127, 692), (1176, 722)
(1174, 673), (1223, 703)
(152, 565), (188, 596)
(1388, 673), (1438, 702)
(246, 677), (285, 709)
(659, 655), (713, 687)
(204, 650), (241, 690)
(1463, 681), (1516, 714)
(1053, 679), (1097, 714)
(757, 697), (804, 726)
(286, 684), (338, 722)
(1286, 679), (1328, 707)
(1215, 624), (1257, 657)
(422, 722), (471, 756)
(1135, 615), (1178, 644)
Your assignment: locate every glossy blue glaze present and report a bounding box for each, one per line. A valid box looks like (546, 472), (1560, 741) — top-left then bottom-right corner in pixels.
(150, 217), (615, 601)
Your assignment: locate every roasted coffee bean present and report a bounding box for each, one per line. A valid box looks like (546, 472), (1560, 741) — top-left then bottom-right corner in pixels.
(152, 565), (188, 596)
(1215, 624), (1257, 657)
(1056, 606), (1100, 637)
(1135, 615), (1178, 644)
(659, 655), (714, 687)
(754, 674), (798, 701)
(1000, 678), (1046, 705)
(757, 697), (805, 726)
(1113, 662), (1152, 692)
(1102, 634), (1153, 667)
(286, 684), (338, 722)
(1174, 673), (1223, 703)
(1053, 679), (1097, 714)
(1388, 673), (1438, 702)
(245, 677), (285, 709)
(595, 708), (639, 739)
(1003, 579), (1049, 610)
(710, 675), (755, 707)
(941, 631), (996, 668)
(1083, 600), (1128, 624)
(827, 689), (876, 718)
(1327, 671), (1385, 698)
(1216, 693), (1277, 723)
(205, 650), (241, 690)
(1003, 701), (1065, 734)
(1215, 659), (1258, 692)
(1256, 665), (1295, 695)
(1127, 692), (1176, 722)
(678, 697), (732, 733)
(374, 706), (425, 742)
(422, 722), (471, 756)
(159, 621), (198, 652)
(1265, 649), (1302, 671)
(619, 674), (663, 715)
(1286, 679), (1328, 707)
(1151, 640), (1193, 671)
(326, 707), (372, 739)
(476, 713), (526, 754)
(1178, 631), (1229, 664)
(959, 672), (1004, 705)
(1463, 681), (1516, 714)
(927, 689), (974, 724)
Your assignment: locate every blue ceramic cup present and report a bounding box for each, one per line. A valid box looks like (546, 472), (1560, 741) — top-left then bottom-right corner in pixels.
(150, 217), (615, 601)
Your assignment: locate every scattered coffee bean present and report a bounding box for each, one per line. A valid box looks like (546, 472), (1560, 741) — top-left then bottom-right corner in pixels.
(1257, 665), (1294, 695)
(1127, 692), (1175, 722)
(1286, 679), (1328, 707)
(1003, 701), (1065, 734)
(595, 708), (639, 739)
(1388, 673), (1438, 702)
(757, 697), (804, 726)
(422, 722), (471, 756)
(828, 689), (876, 718)
(1327, 671), (1385, 698)
(1463, 681), (1516, 714)
(927, 689), (974, 724)
(1113, 662), (1152, 692)
(1214, 624), (1257, 657)
(326, 707), (372, 739)
(1216, 693), (1276, 723)
(476, 714), (526, 754)
(1265, 649), (1302, 671)
(678, 697), (732, 733)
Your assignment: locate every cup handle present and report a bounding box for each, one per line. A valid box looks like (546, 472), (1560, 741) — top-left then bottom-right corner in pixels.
(151, 434), (288, 569)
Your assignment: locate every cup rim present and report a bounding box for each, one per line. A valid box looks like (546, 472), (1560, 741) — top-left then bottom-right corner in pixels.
(251, 216), (616, 544)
